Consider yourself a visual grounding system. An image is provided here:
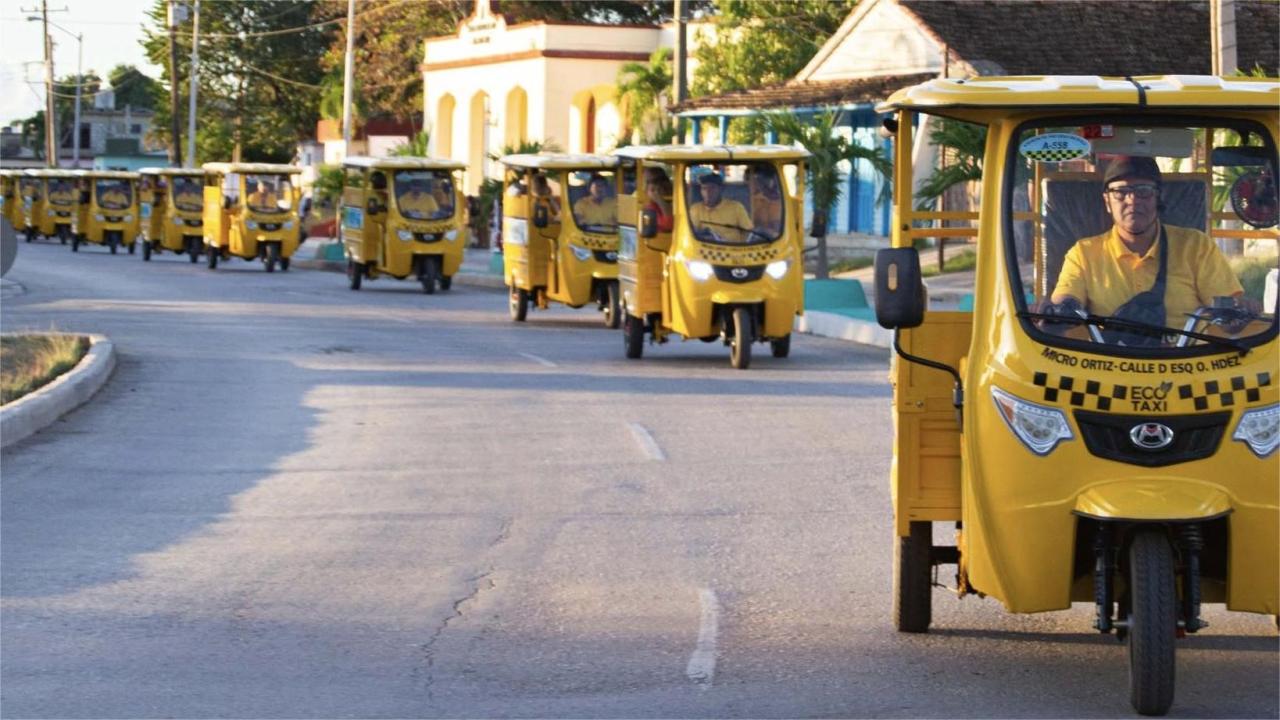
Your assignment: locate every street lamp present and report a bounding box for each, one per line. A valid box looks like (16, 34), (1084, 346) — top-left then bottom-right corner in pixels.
(28, 16), (83, 167)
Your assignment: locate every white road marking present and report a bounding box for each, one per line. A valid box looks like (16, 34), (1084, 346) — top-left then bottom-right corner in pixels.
(686, 588), (720, 687)
(518, 352), (557, 368)
(627, 422), (666, 461)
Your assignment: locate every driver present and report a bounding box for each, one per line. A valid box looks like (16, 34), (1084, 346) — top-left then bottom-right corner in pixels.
(399, 180), (439, 219)
(98, 181), (129, 208)
(1048, 156), (1258, 331)
(247, 180), (278, 210)
(689, 172), (751, 242)
(572, 174), (616, 228)
(47, 179), (74, 205)
(173, 179), (202, 209)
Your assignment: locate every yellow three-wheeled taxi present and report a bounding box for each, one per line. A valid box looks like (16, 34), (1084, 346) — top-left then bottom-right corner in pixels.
(873, 75), (1278, 716)
(72, 170), (140, 254)
(22, 169), (78, 244)
(0, 169), (24, 234)
(500, 153), (623, 327)
(202, 162), (302, 272)
(140, 167), (206, 262)
(340, 156), (468, 293)
(612, 145), (809, 368)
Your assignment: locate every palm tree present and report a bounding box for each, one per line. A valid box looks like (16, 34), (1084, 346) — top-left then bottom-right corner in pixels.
(389, 130), (431, 157)
(914, 118), (986, 209)
(764, 110), (892, 279)
(616, 48), (673, 142)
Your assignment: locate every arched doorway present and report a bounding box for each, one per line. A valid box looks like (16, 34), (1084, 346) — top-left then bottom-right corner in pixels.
(436, 94), (455, 160)
(504, 87), (527, 149)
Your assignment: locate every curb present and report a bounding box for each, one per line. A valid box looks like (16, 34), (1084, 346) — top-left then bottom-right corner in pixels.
(794, 311), (892, 349)
(1, 334), (116, 449)
(290, 257), (507, 290)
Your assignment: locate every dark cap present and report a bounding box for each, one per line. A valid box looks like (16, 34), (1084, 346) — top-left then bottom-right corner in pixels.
(1103, 156), (1162, 186)
(697, 172), (724, 185)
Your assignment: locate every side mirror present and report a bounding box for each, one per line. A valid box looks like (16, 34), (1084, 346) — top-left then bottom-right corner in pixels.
(639, 208), (658, 238)
(222, 196), (233, 210)
(874, 247), (926, 329)
(533, 203), (548, 228)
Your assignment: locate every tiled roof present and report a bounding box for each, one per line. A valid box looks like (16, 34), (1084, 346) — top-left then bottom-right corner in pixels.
(672, 73), (937, 114)
(900, 0), (1279, 77)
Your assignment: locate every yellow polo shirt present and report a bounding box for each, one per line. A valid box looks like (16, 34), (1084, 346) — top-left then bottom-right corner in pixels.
(690, 199), (753, 242)
(573, 196), (616, 227)
(1052, 223), (1243, 327)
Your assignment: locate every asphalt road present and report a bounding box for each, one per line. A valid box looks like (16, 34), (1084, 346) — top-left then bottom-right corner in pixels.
(2, 241), (1276, 719)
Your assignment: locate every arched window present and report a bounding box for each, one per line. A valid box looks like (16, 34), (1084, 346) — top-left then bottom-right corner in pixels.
(436, 94), (455, 160)
(504, 87), (527, 148)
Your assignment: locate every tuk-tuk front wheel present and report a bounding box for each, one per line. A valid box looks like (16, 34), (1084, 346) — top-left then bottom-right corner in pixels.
(142, 240), (152, 261)
(729, 306), (753, 370)
(419, 256), (440, 294)
(57, 226), (69, 245)
(108, 232), (119, 254)
(893, 521), (932, 633)
(127, 240), (136, 255)
(1126, 529), (1177, 716)
(24, 228), (33, 243)
(263, 242), (280, 272)
(186, 237), (201, 262)
(509, 287), (529, 321)
(71, 234), (80, 252)
(603, 282), (621, 329)
(771, 334), (791, 358)
(280, 256), (290, 272)
(347, 260), (364, 290)
(623, 312), (644, 359)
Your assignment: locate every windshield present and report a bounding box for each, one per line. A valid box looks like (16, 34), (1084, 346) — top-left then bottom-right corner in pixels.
(567, 169), (617, 233)
(171, 176), (202, 212)
(245, 174), (291, 213)
(392, 169), (456, 221)
(46, 179), (74, 205)
(684, 162), (784, 245)
(1008, 117), (1277, 355)
(95, 179), (132, 210)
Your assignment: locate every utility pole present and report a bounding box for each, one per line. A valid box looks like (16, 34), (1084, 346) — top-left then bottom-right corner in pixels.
(71, 30), (81, 166)
(186, 0), (200, 168)
(673, 0), (688, 144)
(340, 0), (356, 154)
(42, 1), (57, 166)
(167, 0), (183, 166)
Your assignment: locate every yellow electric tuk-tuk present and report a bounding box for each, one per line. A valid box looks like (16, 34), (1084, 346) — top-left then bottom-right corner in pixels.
(201, 162), (302, 272)
(340, 156), (468, 293)
(500, 153), (623, 327)
(71, 170), (140, 254)
(139, 167), (206, 262)
(1, 169), (26, 236)
(612, 145), (809, 368)
(22, 169), (79, 244)
(873, 75), (1278, 716)
(17, 170), (46, 243)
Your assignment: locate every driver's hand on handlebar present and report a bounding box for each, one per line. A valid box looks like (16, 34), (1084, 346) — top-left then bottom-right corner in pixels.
(1032, 296), (1084, 333)
(1234, 294), (1263, 315)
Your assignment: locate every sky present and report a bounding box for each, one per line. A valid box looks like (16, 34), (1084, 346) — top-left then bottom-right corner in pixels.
(0, 0), (161, 126)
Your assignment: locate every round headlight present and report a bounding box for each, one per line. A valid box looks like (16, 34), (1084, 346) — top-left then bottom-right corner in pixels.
(397, 229), (414, 241)
(245, 220), (258, 230)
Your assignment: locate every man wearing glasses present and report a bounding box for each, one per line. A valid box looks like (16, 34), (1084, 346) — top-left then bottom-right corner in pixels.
(1050, 155), (1258, 325)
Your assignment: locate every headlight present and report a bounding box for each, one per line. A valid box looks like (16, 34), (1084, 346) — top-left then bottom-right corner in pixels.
(445, 229), (458, 242)
(245, 220), (258, 229)
(1233, 404), (1279, 458)
(991, 386), (1074, 456)
(397, 229), (414, 241)
(282, 220), (294, 230)
(173, 217), (184, 225)
(123, 214), (133, 222)
(569, 244), (592, 261)
(685, 260), (714, 282)
(94, 213), (104, 221)
(47, 210), (55, 217)
(765, 260), (789, 280)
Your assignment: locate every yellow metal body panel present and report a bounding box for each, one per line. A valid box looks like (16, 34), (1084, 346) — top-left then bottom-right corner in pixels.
(884, 77), (1280, 619)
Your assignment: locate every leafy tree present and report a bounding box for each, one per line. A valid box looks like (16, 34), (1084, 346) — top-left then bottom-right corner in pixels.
(914, 119), (986, 209)
(616, 47), (672, 140)
(142, 0), (337, 163)
(765, 110), (891, 279)
(107, 64), (161, 110)
(389, 131), (432, 157)
(312, 164), (346, 205)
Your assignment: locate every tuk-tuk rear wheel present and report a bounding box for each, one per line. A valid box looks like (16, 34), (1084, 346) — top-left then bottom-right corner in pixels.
(440, 275), (452, 291)
(509, 287), (529, 321)
(280, 257), (290, 272)
(730, 307), (753, 370)
(771, 334), (791, 358)
(142, 240), (152, 261)
(207, 247), (218, 269)
(603, 282), (621, 329)
(893, 521), (932, 633)
(1126, 529), (1177, 716)
(347, 260), (363, 290)
(71, 234), (80, 252)
(623, 312), (644, 359)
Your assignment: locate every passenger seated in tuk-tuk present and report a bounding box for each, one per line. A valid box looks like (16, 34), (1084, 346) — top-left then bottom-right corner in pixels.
(748, 166), (783, 236)
(531, 173), (561, 221)
(397, 179), (439, 220)
(572, 174), (616, 229)
(97, 180), (130, 209)
(1042, 156), (1260, 338)
(689, 171), (751, 242)
(644, 168), (674, 233)
(172, 177), (202, 211)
